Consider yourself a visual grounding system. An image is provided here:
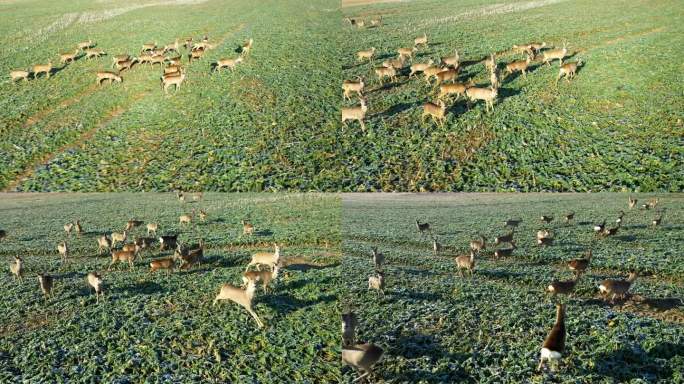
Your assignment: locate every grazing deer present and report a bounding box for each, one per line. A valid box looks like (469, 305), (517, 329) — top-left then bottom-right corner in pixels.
(241, 38), (254, 56)
(628, 196), (637, 209)
(10, 69), (30, 82)
(246, 244), (281, 271)
(441, 50), (460, 68)
(465, 86), (498, 112)
(161, 71), (186, 93)
(59, 50), (79, 64)
(37, 274), (54, 299)
(414, 34), (428, 47)
(455, 251), (475, 277)
(10, 256), (24, 281)
(97, 235), (112, 255)
(371, 247), (384, 271)
(504, 55), (532, 79)
(179, 209), (195, 225)
(342, 343), (384, 383)
(422, 100), (447, 126)
(342, 98), (368, 132)
(557, 60), (582, 83)
(397, 47), (418, 61)
(149, 257), (175, 274)
(409, 59), (434, 77)
(599, 272), (637, 303)
(159, 235), (178, 251)
(111, 231), (127, 247)
(87, 272), (104, 303)
(214, 57), (243, 72)
(33, 61), (52, 78)
(85, 48), (105, 60)
(374, 65), (397, 84)
(356, 48), (376, 62)
(343, 77), (365, 101)
(241, 220), (255, 236)
(78, 40), (94, 50)
(146, 223), (158, 236)
(438, 80), (474, 100)
(542, 43), (568, 66)
(368, 271), (385, 295)
(342, 311), (358, 347)
(57, 241), (68, 262)
(213, 275), (264, 328)
(537, 304), (565, 372)
(109, 250), (135, 271)
(470, 235), (486, 253)
(96, 71), (122, 86)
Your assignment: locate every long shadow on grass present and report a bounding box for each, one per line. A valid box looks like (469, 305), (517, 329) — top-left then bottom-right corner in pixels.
(373, 101), (421, 118)
(117, 280), (164, 296)
(285, 262), (340, 272)
(590, 344), (676, 382)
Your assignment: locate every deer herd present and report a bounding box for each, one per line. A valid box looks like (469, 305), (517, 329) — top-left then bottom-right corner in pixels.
(4, 193), (278, 330)
(9, 36), (253, 94)
(342, 17), (584, 131)
(342, 196), (666, 381)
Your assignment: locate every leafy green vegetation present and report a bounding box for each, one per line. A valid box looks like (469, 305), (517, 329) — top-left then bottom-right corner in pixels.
(342, 193), (683, 382)
(341, 0), (683, 192)
(0, 193), (341, 382)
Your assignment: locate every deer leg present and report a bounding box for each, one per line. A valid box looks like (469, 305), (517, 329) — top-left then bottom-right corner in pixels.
(247, 308), (264, 328)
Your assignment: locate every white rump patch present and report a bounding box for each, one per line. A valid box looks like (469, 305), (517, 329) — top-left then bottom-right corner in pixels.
(541, 347), (562, 360)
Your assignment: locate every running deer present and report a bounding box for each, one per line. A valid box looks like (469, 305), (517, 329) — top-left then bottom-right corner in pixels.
(564, 211), (575, 223)
(628, 196), (637, 209)
(382, 57), (404, 70)
(435, 68), (458, 84)
(542, 43), (568, 66)
(242, 265), (279, 293)
(213, 275), (264, 328)
(504, 55), (531, 79)
(356, 48), (376, 62)
(423, 65), (444, 83)
(441, 50), (460, 68)
(159, 235), (178, 251)
(241, 38), (254, 56)
(466, 86), (498, 112)
(484, 53), (496, 72)
(96, 71), (122, 86)
(342, 311), (358, 347)
(214, 57), (244, 72)
(371, 247), (384, 271)
(115, 58), (137, 72)
(10, 69), (30, 82)
(470, 235), (486, 253)
(547, 272), (581, 298)
(109, 250), (135, 270)
(111, 54), (130, 67)
(368, 271), (385, 295)
(33, 61), (52, 78)
(504, 218), (522, 228)
(343, 77), (365, 101)
(10, 256), (23, 281)
(599, 272), (637, 303)
(455, 251), (475, 277)
(38, 274), (54, 299)
(494, 242), (516, 257)
(415, 220), (431, 235)
(246, 244), (281, 271)
(568, 249), (592, 273)
(85, 48), (105, 60)
(64, 222), (74, 237)
(414, 34), (428, 47)
(163, 39), (180, 53)
(557, 60), (582, 83)
(188, 48), (205, 62)
(111, 231), (127, 247)
(537, 303), (566, 372)
(342, 98), (368, 132)
(179, 209), (194, 225)
(146, 223), (158, 236)
(149, 257), (175, 274)
(494, 231), (514, 246)
(87, 272), (104, 303)
(422, 100), (447, 126)
(59, 50), (79, 64)
(342, 343), (384, 383)
(97, 235), (112, 254)
(78, 40), (94, 50)
(409, 59), (434, 77)
(397, 47), (418, 61)
(141, 42), (157, 53)
(438, 80), (474, 100)
(374, 65), (397, 84)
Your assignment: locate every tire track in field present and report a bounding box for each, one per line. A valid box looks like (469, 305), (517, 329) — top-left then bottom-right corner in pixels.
(4, 91), (150, 192)
(22, 84), (100, 128)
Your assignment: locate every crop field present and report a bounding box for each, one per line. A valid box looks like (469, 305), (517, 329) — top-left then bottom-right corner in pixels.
(0, 193), (341, 382)
(341, 0), (683, 192)
(0, 0), (340, 192)
(342, 193), (683, 383)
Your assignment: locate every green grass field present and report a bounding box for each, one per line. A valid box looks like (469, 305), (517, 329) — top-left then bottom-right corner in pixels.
(0, 193), (341, 382)
(0, 0), (340, 192)
(342, 193), (683, 383)
(341, 0), (683, 192)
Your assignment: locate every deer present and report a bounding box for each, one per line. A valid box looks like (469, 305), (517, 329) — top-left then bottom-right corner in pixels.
(537, 304), (566, 372)
(368, 271), (385, 295)
(541, 215), (554, 224)
(10, 256), (24, 281)
(542, 43), (568, 66)
(423, 65), (444, 84)
(85, 48), (106, 60)
(162, 70), (186, 94)
(149, 257), (175, 274)
(241, 220), (255, 236)
(97, 235), (112, 255)
(599, 223), (620, 238)
(33, 61), (52, 78)
(114, 58), (137, 72)
(96, 71), (122, 86)
(564, 211), (575, 223)
(628, 196), (637, 209)
(414, 34), (428, 47)
(494, 231), (514, 246)
(616, 211), (625, 226)
(179, 209), (194, 225)
(78, 40), (94, 50)
(10, 69), (30, 82)
(59, 50), (79, 64)
(526, 42), (546, 58)
(370, 16), (382, 27)
(435, 68), (458, 84)
(37, 274), (54, 300)
(422, 100), (447, 126)
(148, 55), (166, 66)
(111, 54), (130, 67)
(409, 59), (434, 77)
(504, 55), (532, 79)
(593, 219), (606, 234)
(465, 86), (498, 112)
(441, 50), (460, 68)
(242, 264), (279, 293)
(246, 244), (281, 271)
(599, 272), (637, 303)
(57, 241), (68, 262)
(111, 231), (127, 247)
(167, 55), (182, 66)
(490, 67), (500, 89)
(547, 272), (581, 298)
(109, 250), (135, 271)
(146, 223), (158, 236)
(342, 343), (384, 383)
(652, 210), (665, 227)
(188, 48), (205, 62)
(141, 42), (157, 53)
(470, 235), (486, 253)
(484, 53), (496, 72)
(125, 220), (144, 232)
(87, 272), (104, 303)
(214, 57), (244, 72)
(343, 77), (365, 101)
(64, 222), (74, 237)
(557, 60), (582, 83)
(0, 229), (6, 241)
(397, 47), (418, 61)
(371, 247), (384, 271)
(438, 80), (474, 100)
(342, 98), (368, 132)
(415, 220), (431, 236)
(241, 38), (254, 56)
(382, 57), (404, 70)
(164, 65), (182, 76)
(163, 39), (180, 54)
(374, 65), (397, 84)
(432, 237), (442, 255)
(213, 274), (264, 328)
(134, 237), (155, 253)
(568, 249), (592, 273)
(494, 242), (516, 257)
(455, 251), (476, 277)
(356, 48), (376, 62)
(175, 243), (204, 270)
(341, 311), (358, 347)
(159, 235), (178, 251)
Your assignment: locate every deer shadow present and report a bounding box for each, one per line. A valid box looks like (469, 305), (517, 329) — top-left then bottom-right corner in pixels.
(373, 101), (420, 118)
(117, 280), (164, 296)
(254, 229), (273, 237)
(285, 262), (340, 272)
(260, 293), (336, 315)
